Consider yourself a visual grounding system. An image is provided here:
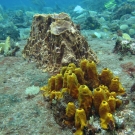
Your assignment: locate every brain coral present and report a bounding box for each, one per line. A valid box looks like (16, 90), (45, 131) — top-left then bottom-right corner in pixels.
(22, 12), (99, 73)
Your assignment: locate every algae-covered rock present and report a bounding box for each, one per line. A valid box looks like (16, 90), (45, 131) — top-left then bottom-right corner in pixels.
(113, 39), (135, 55)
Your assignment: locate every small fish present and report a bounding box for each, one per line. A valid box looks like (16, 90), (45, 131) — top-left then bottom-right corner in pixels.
(128, 71), (134, 79)
(111, 37), (117, 40)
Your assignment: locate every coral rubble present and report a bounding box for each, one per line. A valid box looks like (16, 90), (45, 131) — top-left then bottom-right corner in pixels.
(22, 12), (98, 72)
(113, 39), (135, 55)
(41, 59), (125, 134)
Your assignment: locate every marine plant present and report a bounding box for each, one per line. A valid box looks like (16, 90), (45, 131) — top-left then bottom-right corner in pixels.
(0, 36), (10, 55)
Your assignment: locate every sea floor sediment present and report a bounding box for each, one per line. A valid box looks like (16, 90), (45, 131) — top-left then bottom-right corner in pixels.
(0, 38), (135, 135)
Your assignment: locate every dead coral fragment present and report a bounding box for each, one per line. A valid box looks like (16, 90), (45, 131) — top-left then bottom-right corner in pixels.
(113, 39), (135, 55)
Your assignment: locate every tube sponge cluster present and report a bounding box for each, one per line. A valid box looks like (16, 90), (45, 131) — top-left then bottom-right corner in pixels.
(41, 59), (125, 134)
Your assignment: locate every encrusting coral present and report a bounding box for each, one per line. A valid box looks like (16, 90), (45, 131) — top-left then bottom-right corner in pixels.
(40, 59), (125, 134)
(22, 12), (99, 73)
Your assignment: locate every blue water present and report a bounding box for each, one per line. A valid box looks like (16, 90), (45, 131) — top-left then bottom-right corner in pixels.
(0, 0), (82, 10)
(0, 0), (133, 41)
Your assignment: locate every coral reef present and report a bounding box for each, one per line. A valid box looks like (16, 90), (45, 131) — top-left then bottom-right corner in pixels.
(112, 3), (134, 20)
(0, 23), (20, 40)
(41, 59), (125, 134)
(81, 16), (101, 30)
(81, 0), (107, 11)
(10, 10), (25, 26)
(22, 12), (99, 73)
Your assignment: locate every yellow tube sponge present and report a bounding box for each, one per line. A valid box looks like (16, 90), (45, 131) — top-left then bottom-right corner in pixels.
(67, 63), (76, 71)
(99, 85), (110, 99)
(40, 60), (126, 131)
(63, 70), (72, 88)
(86, 61), (99, 88)
(100, 113), (115, 129)
(60, 66), (67, 76)
(93, 87), (106, 112)
(99, 101), (115, 129)
(108, 96), (116, 113)
(80, 59), (88, 72)
(99, 100), (111, 119)
(55, 74), (63, 91)
(40, 85), (50, 97)
(48, 76), (56, 91)
(74, 128), (83, 135)
(75, 108), (87, 130)
(78, 85), (93, 118)
(109, 77), (125, 95)
(66, 102), (76, 118)
(99, 68), (113, 87)
(50, 90), (62, 100)
(67, 73), (79, 98)
(109, 92), (116, 98)
(74, 68), (85, 85)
